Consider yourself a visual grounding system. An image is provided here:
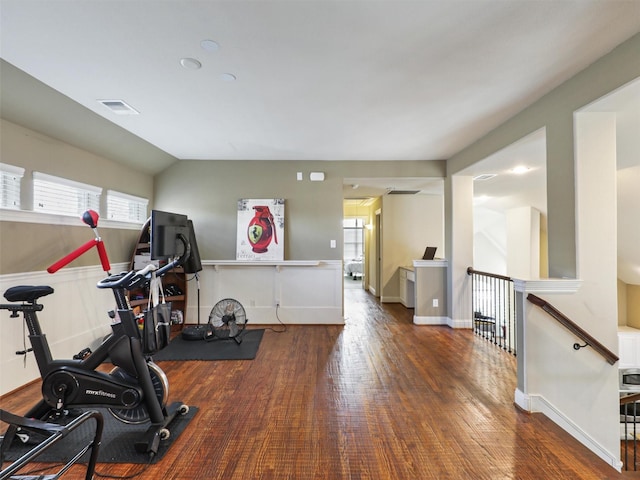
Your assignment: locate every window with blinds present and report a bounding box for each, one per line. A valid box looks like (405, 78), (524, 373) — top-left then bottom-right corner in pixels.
(107, 190), (148, 223)
(0, 163), (25, 210)
(33, 172), (101, 216)
(343, 218), (364, 260)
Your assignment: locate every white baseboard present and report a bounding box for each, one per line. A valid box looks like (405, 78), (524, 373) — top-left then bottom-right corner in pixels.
(413, 315), (448, 325)
(413, 316), (472, 328)
(514, 389), (622, 472)
(448, 318), (472, 328)
(380, 296), (401, 303)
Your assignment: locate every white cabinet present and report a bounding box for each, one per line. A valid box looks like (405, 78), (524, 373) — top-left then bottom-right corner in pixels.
(619, 327), (640, 368)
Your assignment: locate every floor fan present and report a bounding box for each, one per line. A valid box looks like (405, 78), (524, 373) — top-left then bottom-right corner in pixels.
(204, 298), (248, 345)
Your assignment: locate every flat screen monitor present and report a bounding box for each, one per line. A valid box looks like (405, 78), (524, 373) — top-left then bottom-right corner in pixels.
(150, 210), (189, 260)
(422, 246), (437, 260)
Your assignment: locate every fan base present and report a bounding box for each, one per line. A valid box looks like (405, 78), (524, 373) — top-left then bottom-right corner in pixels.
(181, 325), (208, 341)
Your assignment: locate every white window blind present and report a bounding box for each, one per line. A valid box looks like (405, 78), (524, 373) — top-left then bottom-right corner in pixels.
(33, 172), (101, 216)
(107, 190), (148, 223)
(0, 163), (25, 210)
(343, 218), (364, 260)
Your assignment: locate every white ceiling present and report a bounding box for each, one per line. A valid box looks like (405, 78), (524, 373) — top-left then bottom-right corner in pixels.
(1, 0), (639, 177)
(1, 0), (639, 281)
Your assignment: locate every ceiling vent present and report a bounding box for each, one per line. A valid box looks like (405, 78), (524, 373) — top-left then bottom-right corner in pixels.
(97, 99), (139, 115)
(386, 189), (420, 195)
(473, 174), (497, 181)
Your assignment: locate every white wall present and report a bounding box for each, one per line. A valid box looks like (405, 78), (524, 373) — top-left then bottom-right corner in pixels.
(473, 206), (506, 274)
(506, 206), (540, 279)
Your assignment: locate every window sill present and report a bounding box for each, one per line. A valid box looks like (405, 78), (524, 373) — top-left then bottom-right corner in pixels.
(0, 208), (144, 230)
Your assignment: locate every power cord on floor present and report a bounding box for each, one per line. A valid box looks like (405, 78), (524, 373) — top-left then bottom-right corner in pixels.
(264, 303), (287, 333)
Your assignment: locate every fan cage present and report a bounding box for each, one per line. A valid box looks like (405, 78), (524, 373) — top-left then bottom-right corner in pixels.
(207, 298), (248, 340)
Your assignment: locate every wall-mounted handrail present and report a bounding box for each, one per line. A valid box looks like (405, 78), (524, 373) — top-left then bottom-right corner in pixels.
(526, 293), (618, 365)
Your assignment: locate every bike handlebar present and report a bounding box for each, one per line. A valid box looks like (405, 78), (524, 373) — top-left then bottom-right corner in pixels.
(96, 264), (156, 290)
(96, 235), (190, 291)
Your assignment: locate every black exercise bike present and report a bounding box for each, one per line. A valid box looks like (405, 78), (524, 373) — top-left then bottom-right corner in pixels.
(0, 210), (189, 456)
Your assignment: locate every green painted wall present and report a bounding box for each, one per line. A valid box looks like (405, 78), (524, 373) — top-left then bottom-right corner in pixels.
(153, 160), (445, 261)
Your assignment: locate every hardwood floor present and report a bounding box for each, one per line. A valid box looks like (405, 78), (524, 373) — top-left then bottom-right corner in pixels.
(1, 287), (633, 479)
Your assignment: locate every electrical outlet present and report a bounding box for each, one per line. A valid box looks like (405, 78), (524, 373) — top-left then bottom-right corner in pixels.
(275, 299), (280, 307)
(432, 298), (439, 308)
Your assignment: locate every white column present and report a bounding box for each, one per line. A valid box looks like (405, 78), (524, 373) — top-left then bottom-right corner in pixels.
(447, 175), (474, 327)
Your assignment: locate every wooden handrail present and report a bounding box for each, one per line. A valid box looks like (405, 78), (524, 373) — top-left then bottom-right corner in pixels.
(621, 392), (640, 405)
(466, 267), (512, 282)
(527, 293), (618, 365)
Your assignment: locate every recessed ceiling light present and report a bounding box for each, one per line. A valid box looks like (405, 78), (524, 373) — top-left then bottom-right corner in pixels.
(511, 166), (530, 175)
(220, 73), (236, 82)
(180, 57), (202, 70)
(200, 39), (220, 51)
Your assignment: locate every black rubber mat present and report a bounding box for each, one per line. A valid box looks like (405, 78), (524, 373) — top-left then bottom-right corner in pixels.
(153, 328), (264, 361)
(2, 406), (197, 464)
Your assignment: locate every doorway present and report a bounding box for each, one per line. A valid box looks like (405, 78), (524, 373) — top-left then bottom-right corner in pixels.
(343, 217), (364, 289)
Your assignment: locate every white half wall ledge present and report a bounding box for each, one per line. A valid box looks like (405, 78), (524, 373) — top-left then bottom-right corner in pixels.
(412, 259), (448, 268)
(513, 278), (582, 294)
(203, 260), (323, 266)
(203, 260), (323, 272)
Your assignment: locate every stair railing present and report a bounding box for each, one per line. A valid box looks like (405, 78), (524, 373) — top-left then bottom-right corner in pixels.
(620, 392), (640, 471)
(467, 267), (516, 355)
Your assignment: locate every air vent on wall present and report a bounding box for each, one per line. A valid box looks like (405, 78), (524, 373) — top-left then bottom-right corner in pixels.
(97, 99), (139, 115)
(386, 190), (420, 195)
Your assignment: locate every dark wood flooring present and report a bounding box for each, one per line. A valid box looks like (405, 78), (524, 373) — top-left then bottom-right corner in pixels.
(1, 287), (633, 479)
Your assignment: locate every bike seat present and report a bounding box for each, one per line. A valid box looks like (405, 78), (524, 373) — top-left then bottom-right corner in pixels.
(4, 285), (54, 303)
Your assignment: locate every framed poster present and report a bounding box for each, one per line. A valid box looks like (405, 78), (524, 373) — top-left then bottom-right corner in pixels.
(236, 198), (285, 261)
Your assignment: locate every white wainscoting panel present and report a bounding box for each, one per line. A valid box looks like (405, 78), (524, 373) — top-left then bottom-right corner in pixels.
(0, 263), (128, 396)
(188, 261), (344, 325)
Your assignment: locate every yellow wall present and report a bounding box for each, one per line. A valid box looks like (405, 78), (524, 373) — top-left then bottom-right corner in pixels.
(628, 284), (640, 329)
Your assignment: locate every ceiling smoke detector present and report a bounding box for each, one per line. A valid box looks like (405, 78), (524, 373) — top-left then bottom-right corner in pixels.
(97, 99), (139, 115)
